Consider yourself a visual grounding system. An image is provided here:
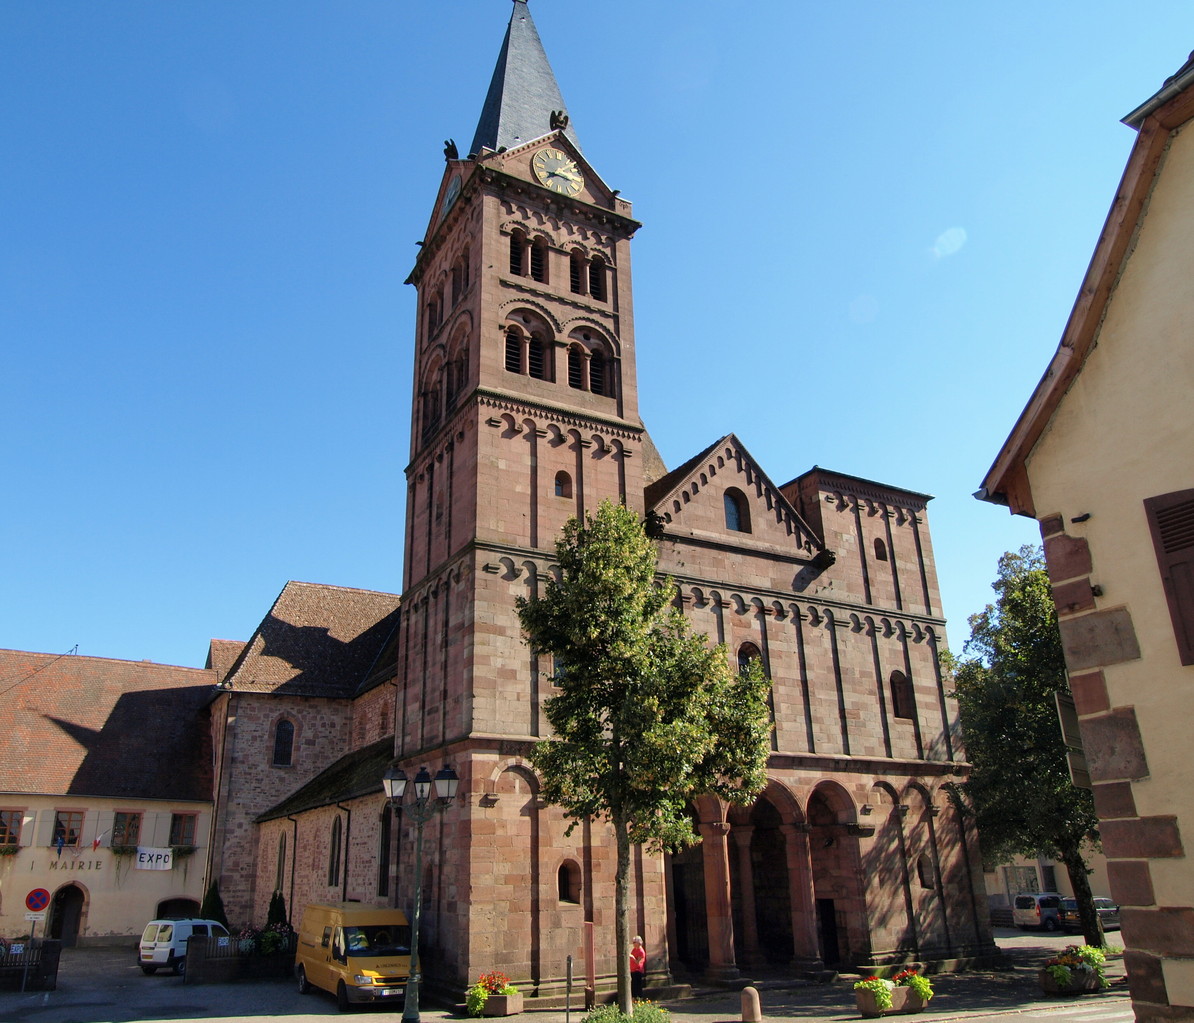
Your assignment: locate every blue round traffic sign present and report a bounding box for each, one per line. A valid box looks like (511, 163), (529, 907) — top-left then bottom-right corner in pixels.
(26, 888), (50, 912)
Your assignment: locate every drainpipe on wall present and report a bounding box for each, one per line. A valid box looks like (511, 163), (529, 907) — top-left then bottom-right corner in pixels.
(287, 815), (299, 926)
(336, 803), (352, 901)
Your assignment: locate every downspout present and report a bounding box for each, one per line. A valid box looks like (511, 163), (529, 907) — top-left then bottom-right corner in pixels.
(286, 815), (299, 926)
(336, 803), (352, 901)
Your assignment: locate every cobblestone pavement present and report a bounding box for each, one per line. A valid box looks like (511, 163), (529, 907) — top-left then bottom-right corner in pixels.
(0, 929), (1131, 1023)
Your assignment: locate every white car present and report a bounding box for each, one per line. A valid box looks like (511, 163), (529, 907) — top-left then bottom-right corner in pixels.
(139, 918), (229, 975)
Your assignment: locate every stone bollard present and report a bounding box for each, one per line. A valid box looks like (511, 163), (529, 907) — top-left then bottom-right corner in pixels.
(741, 985), (762, 1023)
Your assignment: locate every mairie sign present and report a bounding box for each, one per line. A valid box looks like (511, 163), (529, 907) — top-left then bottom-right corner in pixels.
(135, 847), (173, 871)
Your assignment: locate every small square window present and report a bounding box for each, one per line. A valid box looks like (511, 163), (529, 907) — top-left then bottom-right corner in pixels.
(169, 813), (197, 847)
(53, 810), (84, 848)
(113, 811), (142, 846)
(0, 809), (23, 846)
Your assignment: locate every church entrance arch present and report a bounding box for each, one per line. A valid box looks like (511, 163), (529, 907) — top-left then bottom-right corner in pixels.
(807, 784), (866, 967)
(667, 806), (708, 973)
(48, 882), (87, 947)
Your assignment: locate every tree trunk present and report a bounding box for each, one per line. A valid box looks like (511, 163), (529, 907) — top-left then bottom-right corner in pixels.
(1059, 841), (1104, 948)
(614, 811), (633, 1015)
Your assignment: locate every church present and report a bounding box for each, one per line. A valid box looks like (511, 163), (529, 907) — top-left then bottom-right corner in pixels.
(0, 0), (997, 994)
(202, 1), (998, 997)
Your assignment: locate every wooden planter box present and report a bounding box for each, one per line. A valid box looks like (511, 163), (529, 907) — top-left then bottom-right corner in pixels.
(855, 987), (925, 1017)
(482, 992), (524, 1016)
(1038, 969), (1102, 995)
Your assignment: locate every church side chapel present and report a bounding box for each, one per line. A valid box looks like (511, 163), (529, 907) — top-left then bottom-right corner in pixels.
(208, 0), (998, 999)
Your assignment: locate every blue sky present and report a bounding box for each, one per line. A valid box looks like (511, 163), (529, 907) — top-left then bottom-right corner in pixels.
(3, 2), (1191, 668)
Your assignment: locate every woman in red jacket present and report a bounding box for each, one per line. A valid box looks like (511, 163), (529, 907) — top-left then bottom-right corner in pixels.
(630, 935), (646, 999)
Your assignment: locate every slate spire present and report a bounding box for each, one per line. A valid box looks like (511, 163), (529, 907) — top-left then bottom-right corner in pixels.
(469, 0), (581, 157)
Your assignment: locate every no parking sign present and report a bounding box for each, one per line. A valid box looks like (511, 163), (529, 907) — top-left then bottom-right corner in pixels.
(26, 888), (50, 913)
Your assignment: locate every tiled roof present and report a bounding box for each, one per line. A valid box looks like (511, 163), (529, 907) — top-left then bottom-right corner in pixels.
(205, 638), (246, 682)
(0, 649), (216, 801)
(256, 736), (395, 822)
(221, 581), (400, 699)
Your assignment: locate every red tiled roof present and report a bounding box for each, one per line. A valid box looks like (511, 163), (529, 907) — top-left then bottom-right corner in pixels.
(205, 638), (246, 682)
(221, 581), (400, 699)
(0, 649), (217, 801)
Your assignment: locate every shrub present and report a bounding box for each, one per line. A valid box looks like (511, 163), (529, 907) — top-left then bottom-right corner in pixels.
(586, 1002), (671, 1023)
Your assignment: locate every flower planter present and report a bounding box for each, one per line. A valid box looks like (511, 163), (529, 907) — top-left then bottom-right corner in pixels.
(482, 992), (524, 1016)
(855, 987), (924, 1017)
(1038, 969), (1101, 995)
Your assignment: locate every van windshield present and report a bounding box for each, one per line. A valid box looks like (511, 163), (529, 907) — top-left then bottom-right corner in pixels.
(343, 925), (411, 957)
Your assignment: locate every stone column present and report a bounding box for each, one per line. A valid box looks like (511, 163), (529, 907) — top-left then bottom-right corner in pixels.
(781, 822), (823, 968)
(730, 825), (759, 967)
(698, 821), (739, 981)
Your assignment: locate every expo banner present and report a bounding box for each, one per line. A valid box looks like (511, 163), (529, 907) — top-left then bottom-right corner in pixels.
(135, 847), (173, 870)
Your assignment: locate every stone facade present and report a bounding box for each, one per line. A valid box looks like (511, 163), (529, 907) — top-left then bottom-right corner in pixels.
(204, 1), (997, 1000)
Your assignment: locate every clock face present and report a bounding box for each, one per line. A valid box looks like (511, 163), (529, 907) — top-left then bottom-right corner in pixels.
(532, 147), (583, 196)
(442, 175), (461, 214)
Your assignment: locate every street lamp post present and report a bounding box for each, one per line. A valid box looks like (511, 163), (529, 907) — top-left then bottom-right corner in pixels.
(382, 763), (459, 1023)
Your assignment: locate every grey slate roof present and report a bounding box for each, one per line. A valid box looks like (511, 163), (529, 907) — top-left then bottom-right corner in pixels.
(469, 0), (581, 156)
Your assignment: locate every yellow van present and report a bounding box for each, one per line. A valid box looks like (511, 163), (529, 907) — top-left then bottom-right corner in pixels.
(294, 903), (411, 1010)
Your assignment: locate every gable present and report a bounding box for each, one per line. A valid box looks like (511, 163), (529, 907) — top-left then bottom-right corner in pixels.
(646, 436), (820, 555)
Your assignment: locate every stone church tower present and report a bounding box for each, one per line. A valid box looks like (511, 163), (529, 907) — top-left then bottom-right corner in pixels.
(397, 0), (661, 991)
(213, 0), (998, 999)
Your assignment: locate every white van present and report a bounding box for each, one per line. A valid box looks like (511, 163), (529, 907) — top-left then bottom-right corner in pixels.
(295, 903), (411, 1010)
(139, 918), (230, 975)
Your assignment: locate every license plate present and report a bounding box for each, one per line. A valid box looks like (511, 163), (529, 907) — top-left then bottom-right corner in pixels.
(379, 988), (402, 997)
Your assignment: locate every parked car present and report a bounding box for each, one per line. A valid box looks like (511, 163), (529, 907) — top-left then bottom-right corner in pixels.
(139, 918), (230, 975)
(294, 902), (411, 1010)
(1060, 897), (1121, 932)
(1012, 892), (1063, 930)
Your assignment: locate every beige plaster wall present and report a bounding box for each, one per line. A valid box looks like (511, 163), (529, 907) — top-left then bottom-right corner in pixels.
(0, 795), (211, 942)
(1025, 120), (1194, 909)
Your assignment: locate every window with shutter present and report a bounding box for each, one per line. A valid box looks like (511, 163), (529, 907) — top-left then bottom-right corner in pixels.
(1145, 489), (1194, 665)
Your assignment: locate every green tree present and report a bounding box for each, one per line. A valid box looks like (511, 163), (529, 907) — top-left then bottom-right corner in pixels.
(947, 546), (1103, 945)
(517, 500), (771, 1014)
(267, 889), (288, 928)
(200, 880), (230, 930)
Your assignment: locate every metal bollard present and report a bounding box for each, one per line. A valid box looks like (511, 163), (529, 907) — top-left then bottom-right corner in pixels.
(741, 985), (762, 1023)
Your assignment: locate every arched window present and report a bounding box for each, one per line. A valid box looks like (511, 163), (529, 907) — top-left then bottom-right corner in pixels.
(509, 230), (526, 276)
(505, 327), (522, 373)
(527, 334), (546, 380)
(328, 816), (342, 887)
(589, 350), (606, 396)
(451, 264), (462, 305)
(874, 538), (888, 562)
(460, 247), (470, 292)
(724, 488), (751, 533)
(890, 671), (915, 720)
(570, 251), (586, 294)
(558, 860), (581, 903)
(555, 471), (572, 498)
(273, 719), (295, 767)
(377, 806), (392, 897)
(916, 854), (935, 889)
(530, 238), (548, 284)
(589, 255), (607, 302)
(275, 832), (287, 893)
(737, 643), (762, 675)
(567, 346), (584, 389)
(422, 371), (442, 436)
